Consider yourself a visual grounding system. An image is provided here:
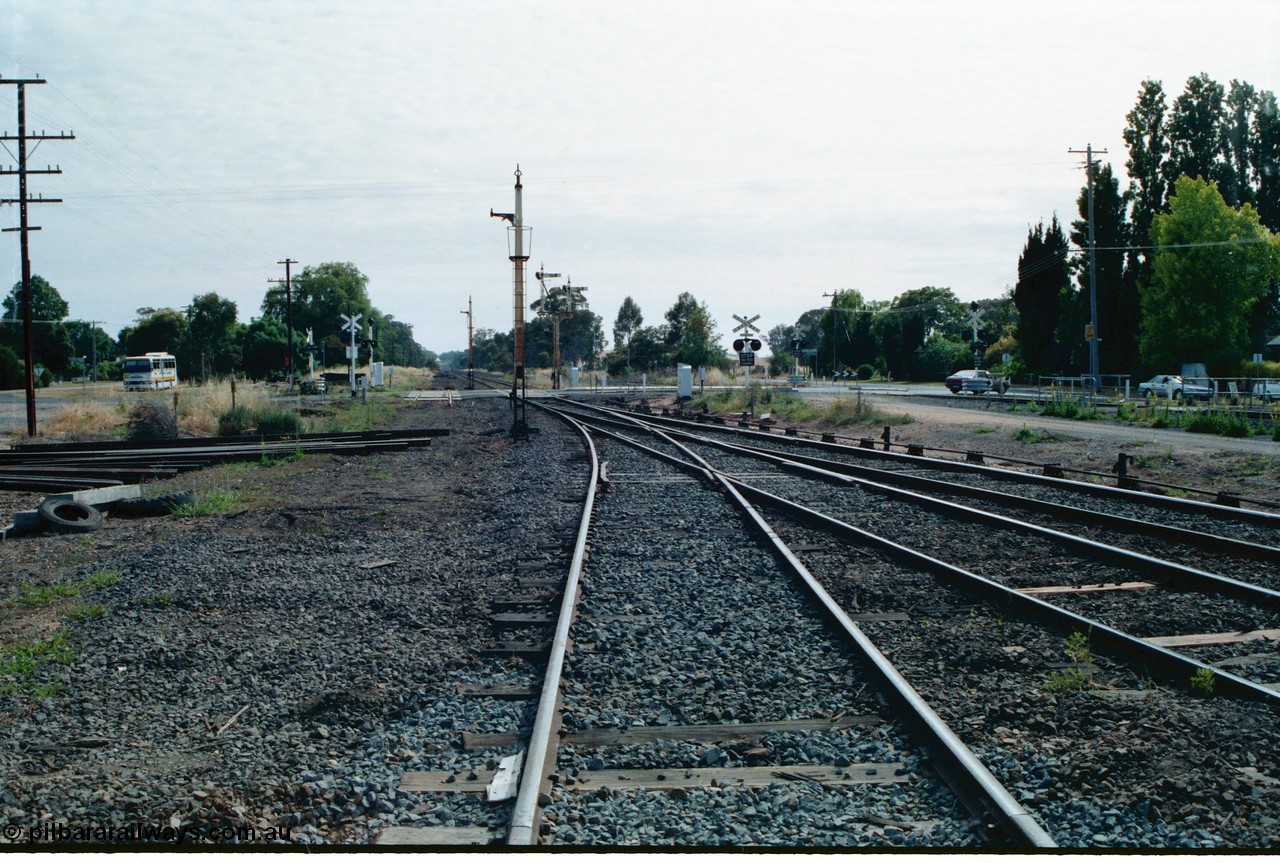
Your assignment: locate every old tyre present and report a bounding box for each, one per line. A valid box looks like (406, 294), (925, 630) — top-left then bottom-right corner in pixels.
(1172, 389), (1182, 400)
(37, 499), (104, 533)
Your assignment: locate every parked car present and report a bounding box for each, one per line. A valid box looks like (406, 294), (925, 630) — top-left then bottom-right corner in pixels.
(1137, 374), (1213, 400)
(945, 369), (1008, 394)
(1253, 380), (1280, 402)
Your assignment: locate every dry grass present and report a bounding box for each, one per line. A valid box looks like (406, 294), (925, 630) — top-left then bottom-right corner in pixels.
(39, 401), (127, 439)
(176, 379), (275, 437)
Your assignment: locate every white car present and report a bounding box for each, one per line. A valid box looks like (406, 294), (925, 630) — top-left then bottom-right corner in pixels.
(1253, 380), (1280, 402)
(1138, 375), (1213, 400)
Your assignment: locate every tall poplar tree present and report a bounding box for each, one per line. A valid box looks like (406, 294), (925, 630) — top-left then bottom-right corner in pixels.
(1165, 73), (1228, 195)
(1014, 218), (1071, 373)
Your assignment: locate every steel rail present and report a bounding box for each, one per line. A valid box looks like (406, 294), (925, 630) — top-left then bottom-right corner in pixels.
(541, 405), (1057, 848)
(506, 410), (601, 846)
(557, 406), (1280, 707)
(566, 401), (1280, 527)
(727, 477), (1280, 706)
(0, 439), (426, 465)
(5, 427), (449, 454)
(655, 426), (1280, 564)
(659, 430), (1280, 612)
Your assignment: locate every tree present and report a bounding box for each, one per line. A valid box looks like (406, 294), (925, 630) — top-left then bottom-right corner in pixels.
(872, 287), (965, 380)
(263, 262), (374, 345)
(663, 292), (701, 351)
(238, 315), (288, 380)
(626, 326), (669, 373)
(815, 291), (872, 375)
(674, 301), (726, 369)
(1139, 176), (1280, 372)
(1166, 73), (1228, 196)
(3, 274), (69, 322)
(612, 296), (643, 354)
(1253, 89), (1280, 231)
(1124, 79), (1170, 289)
(1, 275), (74, 376)
(63, 320), (116, 379)
(182, 293), (242, 379)
(376, 316), (432, 368)
(1223, 80), (1258, 209)
(119, 309), (188, 359)
(1069, 162), (1140, 374)
(1013, 218), (1071, 373)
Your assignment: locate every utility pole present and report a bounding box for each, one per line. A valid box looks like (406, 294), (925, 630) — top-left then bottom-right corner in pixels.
(0, 75), (74, 436)
(1069, 144), (1107, 392)
(268, 258), (298, 389)
(490, 166), (531, 438)
(460, 296), (474, 390)
(822, 290), (842, 380)
(88, 320), (101, 382)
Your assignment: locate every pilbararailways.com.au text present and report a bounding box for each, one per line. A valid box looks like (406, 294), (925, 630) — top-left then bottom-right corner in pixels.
(3, 820), (293, 845)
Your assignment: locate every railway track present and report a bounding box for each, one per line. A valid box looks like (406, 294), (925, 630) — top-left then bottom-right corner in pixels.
(372, 379), (1280, 847)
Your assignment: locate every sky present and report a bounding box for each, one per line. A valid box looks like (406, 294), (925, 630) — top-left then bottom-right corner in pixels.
(1, 0), (1277, 357)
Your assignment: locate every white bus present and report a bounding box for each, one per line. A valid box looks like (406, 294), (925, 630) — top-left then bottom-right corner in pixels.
(122, 352), (178, 391)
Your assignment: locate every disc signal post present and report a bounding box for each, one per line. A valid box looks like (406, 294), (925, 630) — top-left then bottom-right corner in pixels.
(460, 296), (475, 390)
(534, 266), (587, 390)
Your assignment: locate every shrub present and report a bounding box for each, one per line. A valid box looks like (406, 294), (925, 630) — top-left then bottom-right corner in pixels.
(856, 363), (876, 382)
(127, 401), (178, 441)
(216, 405), (302, 437)
(1041, 398), (1101, 420)
(1182, 410), (1253, 437)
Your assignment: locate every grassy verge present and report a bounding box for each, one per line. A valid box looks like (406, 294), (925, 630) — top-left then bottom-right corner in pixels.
(691, 387), (912, 428)
(169, 489), (244, 517)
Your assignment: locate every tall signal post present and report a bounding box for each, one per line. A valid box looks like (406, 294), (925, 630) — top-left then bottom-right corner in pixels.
(268, 258), (299, 389)
(1069, 144), (1107, 391)
(0, 75), (74, 436)
(490, 166), (532, 438)
(534, 267), (587, 390)
(460, 296), (474, 390)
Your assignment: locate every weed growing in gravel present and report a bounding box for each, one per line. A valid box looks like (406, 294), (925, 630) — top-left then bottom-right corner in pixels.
(1190, 667), (1216, 695)
(65, 602), (106, 621)
(15, 571), (121, 607)
(170, 490), (243, 517)
(1041, 398), (1102, 421)
(1182, 409), (1254, 437)
(1044, 631), (1097, 693)
(372, 508), (390, 518)
(0, 630), (72, 697)
(1013, 425), (1049, 444)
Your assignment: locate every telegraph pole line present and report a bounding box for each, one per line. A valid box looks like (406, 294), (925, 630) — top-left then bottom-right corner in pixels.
(268, 258), (299, 390)
(0, 75), (74, 436)
(460, 296), (474, 390)
(1069, 144), (1107, 392)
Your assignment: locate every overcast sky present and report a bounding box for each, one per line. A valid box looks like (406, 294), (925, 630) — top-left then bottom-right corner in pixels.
(2, 1), (1277, 356)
